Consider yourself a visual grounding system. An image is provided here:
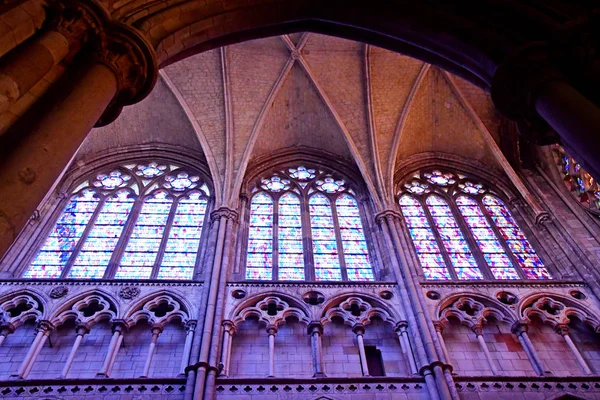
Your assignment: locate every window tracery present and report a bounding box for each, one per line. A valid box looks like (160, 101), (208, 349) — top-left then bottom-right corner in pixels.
(23, 162), (211, 280)
(398, 169), (549, 281)
(552, 145), (600, 216)
(245, 165), (374, 282)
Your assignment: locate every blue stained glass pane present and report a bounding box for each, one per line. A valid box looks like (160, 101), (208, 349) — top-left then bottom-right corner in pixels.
(158, 197), (207, 280)
(115, 193), (173, 279)
(456, 195), (520, 280)
(482, 195), (550, 280)
(336, 194), (374, 281)
(399, 195), (452, 280)
(68, 190), (134, 279)
(246, 192), (273, 280)
(25, 190), (100, 278)
(309, 193), (341, 281)
(426, 195), (483, 280)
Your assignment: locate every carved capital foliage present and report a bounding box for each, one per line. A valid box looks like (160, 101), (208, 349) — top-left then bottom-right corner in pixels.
(94, 23), (157, 127)
(46, 0), (106, 49)
(210, 207), (238, 223)
(374, 210), (402, 226)
(511, 320), (529, 336)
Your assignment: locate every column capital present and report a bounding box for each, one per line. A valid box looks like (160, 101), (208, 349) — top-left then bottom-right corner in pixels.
(511, 320), (529, 336)
(0, 323), (15, 336)
(45, 0), (106, 50)
(211, 207), (238, 223)
(352, 323), (365, 335)
(36, 320), (55, 334)
(431, 321), (444, 334)
(554, 323), (570, 336)
(111, 319), (127, 333)
(471, 324), (483, 337)
(93, 23), (157, 127)
(374, 209), (402, 225)
(222, 320), (236, 334)
(185, 320), (198, 332)
(266, 326), (278, 336)
(75, 324), (90, 336)
(307, 321), (324, 335)
(395, 320), (410, 333)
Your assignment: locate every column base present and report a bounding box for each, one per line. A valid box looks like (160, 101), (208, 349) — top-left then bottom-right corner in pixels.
(313, 372), (327, 378)
(95, 373), (108, 378)
(9, 374), (22, 380)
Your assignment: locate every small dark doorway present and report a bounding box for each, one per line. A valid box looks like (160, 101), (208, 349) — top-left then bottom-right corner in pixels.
(365, 346), (385, 376)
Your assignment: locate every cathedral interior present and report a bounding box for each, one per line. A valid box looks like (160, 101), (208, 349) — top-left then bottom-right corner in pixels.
(0, 1), (599, 399)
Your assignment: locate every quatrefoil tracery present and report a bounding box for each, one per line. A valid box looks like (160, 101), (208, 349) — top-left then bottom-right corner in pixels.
(127, 295), (189, 328)
(0, 295), (42, 329)
(234, 296), (309, 330)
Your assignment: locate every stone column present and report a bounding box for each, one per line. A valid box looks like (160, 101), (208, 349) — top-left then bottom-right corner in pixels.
(555, 324), (592, 375)
(267, 326), (277, 377)
(0, 1), (104, 115)
(472, 324), (498, 375)
(308, 322), (326, 377)
(511, 321), (545, 376)
(218, 320), (235, 377)
(0, 23), (156, 261)
(353, 324), (370, 376)
(106, 332), (124, 377)
(180, 321), (197, 376)
(97, 320), (126, 377)
(16, 321), (54, 379)
(396, 321), (418, 374)
(60, 324), (89, 378)
(0, 324), (14, 346)
(141, 326), (162, 378)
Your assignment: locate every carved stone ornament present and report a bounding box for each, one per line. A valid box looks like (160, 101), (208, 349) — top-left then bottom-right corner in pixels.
(119, 286), (140, 299)
(49, 286), (69, 299)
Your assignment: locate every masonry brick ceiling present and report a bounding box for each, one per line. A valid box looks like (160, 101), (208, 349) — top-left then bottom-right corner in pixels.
(89, 33), (505, 208)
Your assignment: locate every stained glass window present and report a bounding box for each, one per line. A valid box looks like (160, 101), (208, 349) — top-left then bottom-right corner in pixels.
(426, 196), (482, 280)
(552, 145), (600, 214)
(482, 196), (550, 279)
(456, 196), (519, 279)
(245, 166), (374, 282)
(310, 193), (342, 281)
(23, 162), (211, 280)
(336, 194), (374, 281)
(399, 195), (450, 280)
(246, 192), (274, 280)
(398, 169), (549, 281)
(278, 193), (304, 280)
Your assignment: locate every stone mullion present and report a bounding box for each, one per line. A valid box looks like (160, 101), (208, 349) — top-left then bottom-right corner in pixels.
(150, 195), (180, 279)
(272, 194), (280, 281)
(331, 195), (349, 281)
(192, 197), (213, 280)
(395, 209), (425, 279)
(232, 194), (248, 275)
(421, 196), (458, 281)
(359, 197), (385, 279)
(302, 195), (316, 282)
(477, 197), (527, 280)
(450, 195), (495, 280)
(102, 193), (144, 279)
(59, 192), (106, 279)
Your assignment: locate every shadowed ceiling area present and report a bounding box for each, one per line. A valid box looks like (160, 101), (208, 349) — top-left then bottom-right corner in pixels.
(88, 33), (513, 207)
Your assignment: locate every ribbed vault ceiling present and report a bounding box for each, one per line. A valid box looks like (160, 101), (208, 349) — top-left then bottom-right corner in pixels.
(88, 33), (508, 209)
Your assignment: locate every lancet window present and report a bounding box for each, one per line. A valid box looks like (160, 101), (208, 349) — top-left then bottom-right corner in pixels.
(245, 165), (374, 282)
(23, 162), (211, 280)
(398, 170), (550, 281)
(552, 145), (600, 216)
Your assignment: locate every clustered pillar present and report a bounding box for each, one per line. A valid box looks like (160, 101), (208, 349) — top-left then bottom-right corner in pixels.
(97, 320), (126, 378)
(0, 0), (157, 262)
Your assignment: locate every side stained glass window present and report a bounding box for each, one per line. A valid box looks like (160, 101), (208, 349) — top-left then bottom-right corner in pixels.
(246, 192), (274, 280)
(426, 196), (482, 280)
(24, 190), (100, 278)
(245, 165), (375, 282)
(278, 193), (304, 280)
(310, 193), (341, 281)
(482, 196), (550, 279)
(399, 195), (450, 280)
(398, 169), (550, 281)
(336, 194), (374, 281)
(456, 196), (519, 279)
(23, 162), (211, 280)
